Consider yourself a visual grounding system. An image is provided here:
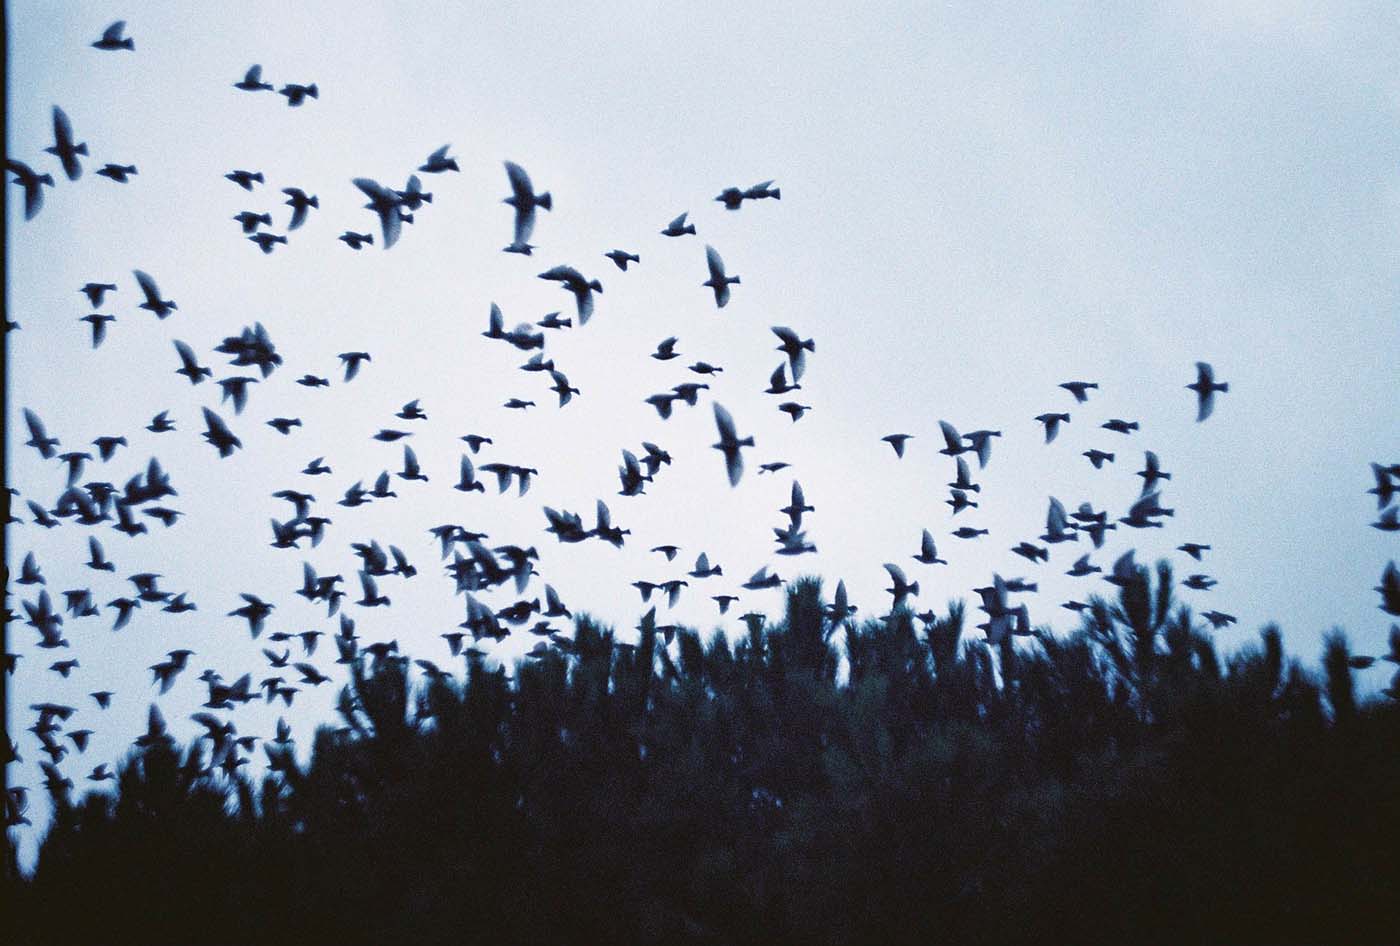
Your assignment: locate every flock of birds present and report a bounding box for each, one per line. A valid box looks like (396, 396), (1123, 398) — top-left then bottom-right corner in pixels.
(4, 19), (1399, 833)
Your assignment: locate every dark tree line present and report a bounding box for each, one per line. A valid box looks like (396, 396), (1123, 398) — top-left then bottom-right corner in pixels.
(5, 562), (1399, 945)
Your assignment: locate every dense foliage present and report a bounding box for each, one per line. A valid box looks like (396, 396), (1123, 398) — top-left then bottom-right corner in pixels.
(6, 564), (1399, 945)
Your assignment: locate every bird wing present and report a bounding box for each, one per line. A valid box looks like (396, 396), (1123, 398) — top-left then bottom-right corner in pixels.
(133, 269), (161, 306)
(705, 244), (726, 281)
(713, 402), (737, 444)
(504, 161), (534, 203)
(102, 21), (126, 42)
(939, 420), (962, 452)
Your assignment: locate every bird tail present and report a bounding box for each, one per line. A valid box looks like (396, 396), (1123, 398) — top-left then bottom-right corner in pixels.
(739, 436), (754, 448)
(307, 84), (319, 98)
(421, 193), (433, 203)
(538, 192), (552, 211)
(771, 188), (781, 200)
(589, 280), (603, 293)
(252, 172), (264, 182)
(909, 581), (921, 597)
(365, 235), (374, 244)
(684, 224), (696, 235)
(1218, 382), (1229, 392)
(802, 339), (815, 352)
(75, 143), (89, 156)
(729, 275), (741, 285)
(122, 39), (135, 49)
(308, 196), (319, 208)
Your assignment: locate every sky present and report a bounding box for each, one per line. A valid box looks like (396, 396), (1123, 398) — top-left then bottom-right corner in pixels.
(5, 1), (1399, 868)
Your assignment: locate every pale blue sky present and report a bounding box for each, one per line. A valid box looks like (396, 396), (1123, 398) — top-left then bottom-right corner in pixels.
(6, 1), (1399, 866)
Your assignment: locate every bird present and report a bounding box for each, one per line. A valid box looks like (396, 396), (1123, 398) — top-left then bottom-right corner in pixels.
(661, 212), (696, 237)
(503, 161), (551, 253)
(882, 434), (913, 458)
(537, 265), (601, 324)
(234, 64), (274, 91)
(217, 376), (258, 414)
(914, 530), (947, 565)
(1066, 554), (1100, 577)
(45, 107), (88, 181)
(1042, 498), (1079, 544)
(765, 364), (800, 395)
(283, 188), (319, 229)
(652, 337), (680, 361)
(1178, 543), (1211, 561)
(23, 409), (58, 459)
(772, 326), (816, 380)
(226, 169), (264, 191)
(79, 282), (118, 308)
(1059, 381), (1098, 403)
(201, 408), (241, 458)
(1379, 562), (1400, 616)
(1083, 449), (1114, 469)
(279, 82), (318, 107)
(147, 410), (175, 433)
(419, 145), (459, 173)
(1102, 419), (1138, 435)
(234, 211), (273, 233)
(1137, 451), (1172, 493)
(80, 314), (115, 348)
(339, 352), (372, 380)
(92, 20), (134, 50)
(938, 421), (970, 457)
(353, 177), (405, 249)
(133, 270), (177, 319)
(605, 249), (639, 271)
(6, 159), (55, 220)
(94, 163), (137, 182)
(711, 403), (754, 487)
(778, 402), (812, 422)
(883, 564), (920, 609)
(395, 174), (433, 211)
(249, 232), (288, 254)
(340, 231), (374, 250)
(703, 245), (740, 308)
(1035, 412), (1070, 443)
(1188, 362), (1229, 421)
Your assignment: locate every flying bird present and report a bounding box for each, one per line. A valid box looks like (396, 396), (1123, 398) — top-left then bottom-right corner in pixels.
(234, 65), (273, 91)
(353, 177), (405, 249)
(712, 403), (754, 487)
(95, 163), (137, 182)
(661, 212), (696, 237)
(45, 107), (88, 181)
(92, 20), (134, 50)
(503, 161), (551, 254)
(703, 245), (740, 308)
(201, 408), (242, 458)
(537, 265), (602, 325)
(133, 270), (177, 319)
(6, 159), (55, 219)
(1188, 361), (1229, 421)
(283, 188), (319, 229)
(605, 249), (639, 271)
(419, 144), (459, 173)
(279, 82), (318, 107)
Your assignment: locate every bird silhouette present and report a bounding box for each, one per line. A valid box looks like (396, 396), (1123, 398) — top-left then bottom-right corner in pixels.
(92, 20), (134, 50)
(1188, 361), (1229, 421)
(45, 107), (88, 181)
(504, 161), (551, 253)
(711, 403), (754, 487)
(234, 64), (273, 91)
(6, 159), (55, 219)
(703, 245), (740, 308)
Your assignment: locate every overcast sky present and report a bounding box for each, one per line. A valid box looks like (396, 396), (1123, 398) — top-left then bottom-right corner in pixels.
(6, 1), (1399, 867)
